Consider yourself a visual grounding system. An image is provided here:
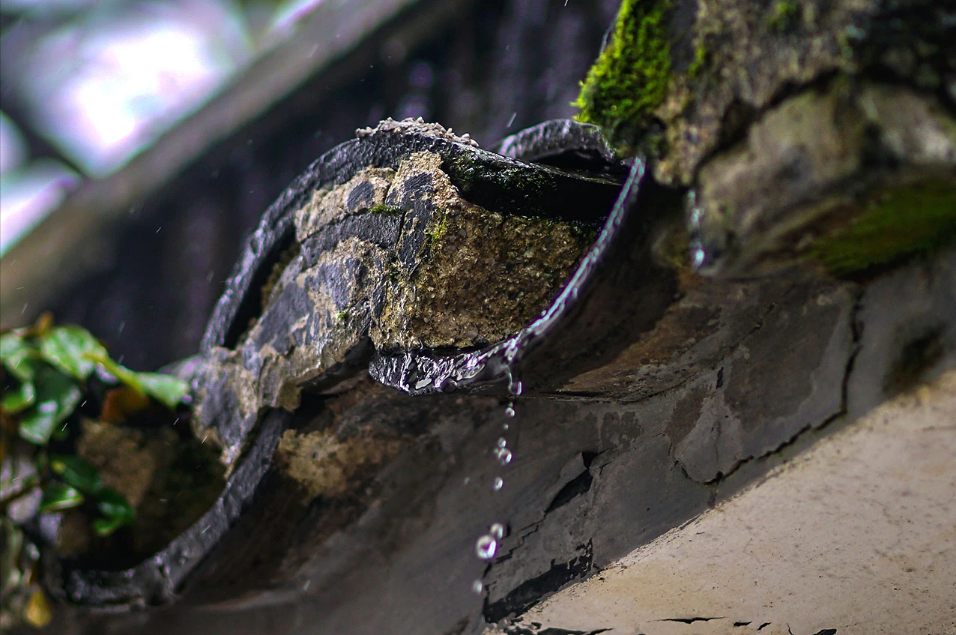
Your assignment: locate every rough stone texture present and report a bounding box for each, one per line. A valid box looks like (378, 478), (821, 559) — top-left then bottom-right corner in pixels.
(578, 0), (955, 184)
(692, 82), (956, 276)
(574, 0), (955, 281)
(373, 151), (594, 350)
(275, 429), (404, 499)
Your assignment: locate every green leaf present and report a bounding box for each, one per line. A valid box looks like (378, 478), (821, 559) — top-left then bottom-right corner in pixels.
(18, 369), (82, 445)
(39, 483), (84, 512)
(83, 352), (144, 394)
(95, 487), (135, 524)
(1, 380), (36, 413)
(91, 515), (127, 537)
(38, 326), (108, 381)
(137, 373), (189, 409)
(84, 353), (188, 409)
(0, 332), (22, 358)
(50, 455), (103, 494)
(0, 333), (41, 382)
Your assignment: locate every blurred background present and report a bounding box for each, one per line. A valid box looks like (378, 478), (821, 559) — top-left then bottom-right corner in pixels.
(0, 0), (619, 370)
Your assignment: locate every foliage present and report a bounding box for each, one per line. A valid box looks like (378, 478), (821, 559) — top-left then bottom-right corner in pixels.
(0, 314), (190, 628)
(572, 0), (673, 152)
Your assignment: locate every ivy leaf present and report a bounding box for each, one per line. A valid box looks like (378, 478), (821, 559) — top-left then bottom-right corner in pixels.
(91, 515), (127, 538)
(83, 352), (144, 394)
(38, 483), (84, 512)
(18, 369), (82, 445)
(1, 380), (35, 414)
(85, 353), (188, 410)
(137, 373), (189, 409)
(94, 488), (135, 534)
(96, 488), (135, 520)
(38, 326), (108, 381)
(50, 455), (103, 495)
(0, 333), (41, 383)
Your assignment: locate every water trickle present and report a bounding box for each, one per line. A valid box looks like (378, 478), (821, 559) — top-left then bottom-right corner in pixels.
(475, 534), (497, 560)
(492, 476), (504, 491)
(686, 189), (712, 273)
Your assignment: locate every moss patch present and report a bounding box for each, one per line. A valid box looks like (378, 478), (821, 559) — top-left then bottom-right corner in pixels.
(572, 0), (673, 150)
(808, 180), (956, 275)
(767, 0), (799, 32)
(368, 204), (403, 215)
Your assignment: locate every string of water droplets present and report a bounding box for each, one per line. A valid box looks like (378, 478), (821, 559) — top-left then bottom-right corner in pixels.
(471, 376), (522, 595)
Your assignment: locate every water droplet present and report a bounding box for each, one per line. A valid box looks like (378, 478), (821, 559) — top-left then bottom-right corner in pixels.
(494, 447), (512, 466)
(489, 522), (507, 540)
(504, 403), (516, 418)
(471, 579), (484, 594)
(493, 476), (504, 491)
(503, 423), (510, 430)
(497, 437), (507, 448)
(475, 534), (497, 560)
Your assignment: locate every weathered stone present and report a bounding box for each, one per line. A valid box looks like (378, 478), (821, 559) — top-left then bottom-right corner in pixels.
(576, 0), (955, 184)
(192, 127), (609, 468)
(692, 82), (956, 276)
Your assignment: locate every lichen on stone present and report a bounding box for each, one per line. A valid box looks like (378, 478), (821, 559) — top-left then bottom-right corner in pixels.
(275, 428), (404, 498)
(371, 151), (594, 350)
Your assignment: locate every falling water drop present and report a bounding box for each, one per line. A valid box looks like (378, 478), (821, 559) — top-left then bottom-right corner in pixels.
(489, 522), (507, 540)
(504, 403), (516, 418)
(475, 534), (497, 560)
(494, 447), (512, 466)
(497, 437), (507, 448)
(471, 579), (484, 594)
(492, 476), (504, 491)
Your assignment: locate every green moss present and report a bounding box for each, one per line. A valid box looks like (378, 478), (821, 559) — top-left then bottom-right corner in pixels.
(424, 211), (449, 245)
(767, 1), (798, 32)
(808, 180), (956, 275)
(572, 0), (674, 150)
(368, 204), (403, 215)
(688, 39), (708, 78)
